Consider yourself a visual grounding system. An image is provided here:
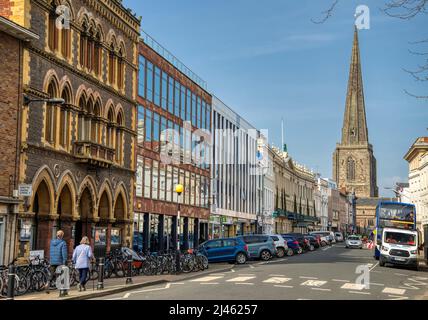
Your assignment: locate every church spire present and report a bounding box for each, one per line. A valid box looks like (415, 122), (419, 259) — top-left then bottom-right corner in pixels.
(341, 27), (369, 145)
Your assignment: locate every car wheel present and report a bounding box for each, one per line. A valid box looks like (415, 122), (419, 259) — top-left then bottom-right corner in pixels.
(286, 248), (294, 256)
(236, 252), (247, 265)
(379, 257), (385, 267)
(260, 250), (271, 261)
(309, 245), (315, 251)
(276, 248), (285, 258)
(297, 247), (303, 255)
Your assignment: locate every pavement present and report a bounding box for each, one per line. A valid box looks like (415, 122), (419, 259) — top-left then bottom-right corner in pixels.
(93, 244), (428, 300)
(11, 262), (233, 301)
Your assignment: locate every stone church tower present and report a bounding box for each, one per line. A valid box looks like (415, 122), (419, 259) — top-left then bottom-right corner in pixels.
(333, 28), (379, 198)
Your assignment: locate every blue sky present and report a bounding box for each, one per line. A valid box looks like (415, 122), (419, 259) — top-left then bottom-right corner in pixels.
(124, 0), (428, 197)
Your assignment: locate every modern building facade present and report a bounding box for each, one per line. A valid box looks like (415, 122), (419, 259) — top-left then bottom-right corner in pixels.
(210, 96), (260, 239)
(332, 28), (378, 199)
(135, 33), (211, 252)
(5, 0), (140, 260)
(404, 137), (428, 244)
(0, 15), (38, 265)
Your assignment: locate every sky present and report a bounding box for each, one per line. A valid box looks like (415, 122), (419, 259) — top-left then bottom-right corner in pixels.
(123, 0), (428, 197)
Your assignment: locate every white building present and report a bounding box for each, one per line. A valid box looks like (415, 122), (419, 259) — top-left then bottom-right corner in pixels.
(314, 176), (329, 231)
(262, 146), (275, 234)
(404, 137), (428, 244)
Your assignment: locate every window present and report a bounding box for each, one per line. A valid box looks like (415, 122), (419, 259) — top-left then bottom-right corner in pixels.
(138, 56), (146, 98)
(144, 158), (152, 198)
(191, 93), (196, 126)
(174, 81), (180, 118)
(145, 109), (152, 148)
(45, 81), (58, 144)
(61, 25), (70, 59)
(173, 167), (179, 203)
(197, 97), (201, 129)
(159, 164), (166, 201)
(137, 106), (145, 144)
(108, 45), (116, 85)
(115, 112), (124, 163)
(206, 240), (223, 249)
(201, 100), (206, 130)
(169, 77), (175, 115)
(154, 66), (161, 106)
(191, 173), (196, 206)
(347, 157), (355, 181)
(186, 89), (191, 122)
(59, 86), (71, 148)
(181, 85), (186, 121)
(185, 171), (190, 205)
(152, 160), (159, 200)
(166, 166), (172, 202)
(161, 72), (168, 110)
(206, 104), (211, 131)
(195, 175), (200, 207)
(146, 61), (153, 102)
(106, 108), (115, 148)
(153, 112), (160, 152)
(48, 10), (59, 52)
(117, 48), (125, 90)
(223, 239), (236, 247)
(179, 169), (185, 204)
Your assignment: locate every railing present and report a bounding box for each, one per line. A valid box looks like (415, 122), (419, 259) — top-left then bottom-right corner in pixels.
(141, 30), (207, 90)
(73, 141), (115, 167)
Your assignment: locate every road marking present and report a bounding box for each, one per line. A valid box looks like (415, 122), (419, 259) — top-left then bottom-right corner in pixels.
(332, 279), (350, 283)
(399, 286), (419, 290)
(322, 247), (331, 251)
(238, 274), (255, 276)
(269, 274), (285, 277)
(341, 283), (366, 290)
(274, 285), (294, 288)
(348, 291), (371, 295)
(263, 277), (292, 284)
(123, 293), (131, 299)
(226, 276), (256, 282)
(368, 282), (384, 287)
(209, 273), (225, 276)
(311, 288), (331, 292)
(415, 276), (428, 280)
(129, 283), (171, 296)
(249, 265), (255, 269)
(235, 283), (255, 285)
(388, 295), (409, 300)
(369, 262), (379, 272)
(383, 287), (406, 295)
(200, 282), (219, 285)
(394, 273), (408, 276)
(191, 276), (223, 282)
(301, 280), (327, 287)
(170, 282), (185, 285)
(299, 276), (318, 280)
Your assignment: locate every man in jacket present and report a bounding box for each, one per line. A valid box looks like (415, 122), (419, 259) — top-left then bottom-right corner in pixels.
(45, 230), (68, 292)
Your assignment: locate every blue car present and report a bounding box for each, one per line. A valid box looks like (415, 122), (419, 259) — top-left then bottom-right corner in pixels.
(200, 238), (249, 264)
(281, 235), (303, 255)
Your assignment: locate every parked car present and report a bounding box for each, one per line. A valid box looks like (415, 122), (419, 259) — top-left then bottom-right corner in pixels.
(310, 231), (335, 245)
(200, 238), (249, 264)
(345, 235), (363, 249)
(304, 235), (319, 249)
(335, 232), (344, 242)
(283, 233), (311, 252)
(281, 235), (303, 255)
(237, 235), (276, 261)
(268, 234), (291, 258)
(309, 234), (322, 248)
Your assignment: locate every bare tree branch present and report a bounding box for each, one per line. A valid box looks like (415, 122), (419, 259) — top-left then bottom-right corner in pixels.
(311, 0), (339, 24)
(382, 0), (428, 19)
(404, 89), (428, 99)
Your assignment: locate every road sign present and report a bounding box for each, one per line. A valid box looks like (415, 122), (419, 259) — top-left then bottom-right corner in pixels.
(18, 184), (32, 197)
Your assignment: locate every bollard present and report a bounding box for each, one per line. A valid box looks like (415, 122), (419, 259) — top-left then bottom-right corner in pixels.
(126, 254), (133, 284)
(6, 264), (16, 300)
(175, 250), (181, 275)
(97, 257), (104, 290)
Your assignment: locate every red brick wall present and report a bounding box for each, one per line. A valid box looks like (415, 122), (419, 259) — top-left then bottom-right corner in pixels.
(0, 0), (12, 18)
(0, 31), (20, 197)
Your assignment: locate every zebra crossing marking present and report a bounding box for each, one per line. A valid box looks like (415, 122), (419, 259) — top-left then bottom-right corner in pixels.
(341, 283), (366, 290)
(301, 280), (327, 287)
(382, 287), (406, 295)
(263, 277), (292, 284)
(191, 276), (223, 282)
(226, 276), (256, 282)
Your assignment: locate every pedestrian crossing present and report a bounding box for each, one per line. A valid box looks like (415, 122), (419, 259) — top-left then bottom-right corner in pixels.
(189, 273), (417, 299)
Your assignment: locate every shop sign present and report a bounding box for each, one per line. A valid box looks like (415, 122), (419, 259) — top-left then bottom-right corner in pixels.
(18, 184), (32, 197)
(29, 250), (44, 264)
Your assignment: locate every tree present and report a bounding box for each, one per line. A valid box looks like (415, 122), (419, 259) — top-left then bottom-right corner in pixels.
(312, 0), (428, 99)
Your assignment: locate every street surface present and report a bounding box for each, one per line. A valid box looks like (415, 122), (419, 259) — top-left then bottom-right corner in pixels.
(95, 244), (428, 300)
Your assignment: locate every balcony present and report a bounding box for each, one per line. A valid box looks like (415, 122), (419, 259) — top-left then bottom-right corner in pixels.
(287, 212), (320, 223)
(73, 141), (115, 168)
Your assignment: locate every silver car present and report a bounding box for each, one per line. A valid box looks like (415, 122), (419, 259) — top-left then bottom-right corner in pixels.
(345, 235), (363, 249)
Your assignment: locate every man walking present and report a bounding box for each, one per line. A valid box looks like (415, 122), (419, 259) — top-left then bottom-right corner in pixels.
(45, 230), (68, 292)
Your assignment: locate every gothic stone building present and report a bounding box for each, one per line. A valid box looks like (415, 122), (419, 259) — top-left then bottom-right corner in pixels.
(333, 28), (378, 199)
(3, 0), (140, 259)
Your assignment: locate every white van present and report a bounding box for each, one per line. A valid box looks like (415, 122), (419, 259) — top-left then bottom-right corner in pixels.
(379, 227), (419, 268)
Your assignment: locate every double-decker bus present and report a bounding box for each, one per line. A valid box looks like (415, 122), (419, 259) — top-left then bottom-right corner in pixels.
(374, 201), (420, 268)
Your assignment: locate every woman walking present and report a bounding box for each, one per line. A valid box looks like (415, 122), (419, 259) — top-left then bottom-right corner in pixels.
(72, 236), (93, 291)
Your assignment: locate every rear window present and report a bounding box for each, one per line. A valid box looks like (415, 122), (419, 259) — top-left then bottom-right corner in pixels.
(348, 236), (360, 241)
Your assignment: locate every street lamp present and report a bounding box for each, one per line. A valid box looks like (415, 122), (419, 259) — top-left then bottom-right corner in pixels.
(175, 184), (183, 274)
(23, 94), (65, 106)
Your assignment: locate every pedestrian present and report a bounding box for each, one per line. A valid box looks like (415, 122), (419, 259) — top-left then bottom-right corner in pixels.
(72, 236), (93, 292)
(45, 230), (68, 292)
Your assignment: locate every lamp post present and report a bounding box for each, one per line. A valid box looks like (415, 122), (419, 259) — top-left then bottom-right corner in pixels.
(175, 184), (183, 274)
(23, 94), (65, 106)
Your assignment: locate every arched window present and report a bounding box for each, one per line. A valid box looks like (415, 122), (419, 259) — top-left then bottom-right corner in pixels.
(59, 5), (71, 59)
(85, 98), (93, 141)
(115, 111), (124, 163)
(108, 43), (116, 85)
(117, 47), (125, 90)
(106, 108), (115, 148)
(92, 100), (101, 143)
(45, 80), (58, 143)
(94, 30), (102, 76)
(78, 95), (86, 141)
(59, 85), (71, 148)
(347, 157), (356, 181)
(79, 21), (88, 68)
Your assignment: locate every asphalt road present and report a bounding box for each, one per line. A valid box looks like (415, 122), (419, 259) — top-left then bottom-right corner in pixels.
(95, 244), (428, 300)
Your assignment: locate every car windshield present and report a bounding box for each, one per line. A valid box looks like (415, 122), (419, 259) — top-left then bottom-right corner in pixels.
(348, 236), (360, 241)
(384, 232), (415, 245)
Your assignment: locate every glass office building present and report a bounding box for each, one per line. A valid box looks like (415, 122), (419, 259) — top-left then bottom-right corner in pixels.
(135, 38), (211, 253)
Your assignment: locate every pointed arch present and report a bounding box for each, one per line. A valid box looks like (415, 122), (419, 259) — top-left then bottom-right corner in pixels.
(77, 175), (97, 220)
(347, 157), (356, 181)
(114, 182), (129, 221)
(98, 180), (114, 220)
(30, 166), (56, 216)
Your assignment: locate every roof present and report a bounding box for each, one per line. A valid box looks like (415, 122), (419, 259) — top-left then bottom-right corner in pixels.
(404, 137), (428, 162)
(356, 197), (395, 207)
(0, 16), (39, 41)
